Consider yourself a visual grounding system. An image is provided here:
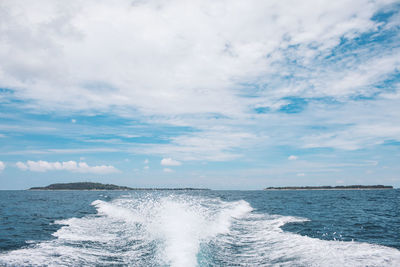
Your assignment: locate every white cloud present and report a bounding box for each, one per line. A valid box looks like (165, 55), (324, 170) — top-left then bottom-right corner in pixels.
(144, 165), (149, 170)
(0, 0), (398, 159)
(15, 161), (27, 170)
(144, 159), (149, 164)
(140, 127), (261, 161)
(288, 155), (298, 160)
(0, 161), (5, 172)
(16, 160), (119, 174)
(3, 148), (120, 155)
(1, 0), (396, 117)
(163, 168), (174, 173)
(161, 158), (182, 166)
(119, 134), (141, 138)
(297, 173), (305, 177)
(298, 98), (400, 150)
(71, 119), (76, 123)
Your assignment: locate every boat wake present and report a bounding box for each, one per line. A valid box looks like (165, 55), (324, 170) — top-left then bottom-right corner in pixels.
(1, 193), (399, 266)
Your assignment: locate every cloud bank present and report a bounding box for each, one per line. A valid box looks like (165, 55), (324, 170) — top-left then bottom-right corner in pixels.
(0, 0), (399, 162)
(16, 160), (119, 174)
(2, 0), (398, 116)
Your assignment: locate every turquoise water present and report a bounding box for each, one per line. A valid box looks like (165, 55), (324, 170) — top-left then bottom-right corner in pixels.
(0, 190), (399, 266)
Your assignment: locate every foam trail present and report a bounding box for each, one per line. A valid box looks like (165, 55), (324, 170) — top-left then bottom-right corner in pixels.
(213, 214), (400, 266)
(0, 193), (399, 267)
(146, 197), (252, 267)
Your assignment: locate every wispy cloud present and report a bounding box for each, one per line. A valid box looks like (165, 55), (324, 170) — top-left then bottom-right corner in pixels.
(1, 0), (398, 118)
(2, 148), (120, 155)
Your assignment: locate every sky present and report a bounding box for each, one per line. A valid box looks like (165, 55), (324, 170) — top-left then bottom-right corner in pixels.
(0, 0), (399, 189)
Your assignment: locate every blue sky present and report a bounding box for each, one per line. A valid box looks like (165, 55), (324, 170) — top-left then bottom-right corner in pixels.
(0, 0), (400, 189)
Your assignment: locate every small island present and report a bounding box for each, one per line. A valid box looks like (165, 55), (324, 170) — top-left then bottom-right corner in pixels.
(29, 182), (210, 191)
(264, 185), (393, 190)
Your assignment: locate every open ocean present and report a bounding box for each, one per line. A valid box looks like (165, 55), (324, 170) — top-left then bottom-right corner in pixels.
(0, 189), (399, 266)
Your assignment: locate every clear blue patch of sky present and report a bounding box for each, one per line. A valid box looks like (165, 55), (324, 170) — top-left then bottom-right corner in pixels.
(374, 71), (400, 91)
(371, 3), (400, 23)
(254, 106), (270, 114)
(350, 71), (400, 100)
(382, 140), (400, 146)
(325, 9), (400, 63)
(278, 97), (308, 114)
(0, 88), (14, 95)
(254, 96), (343, 114)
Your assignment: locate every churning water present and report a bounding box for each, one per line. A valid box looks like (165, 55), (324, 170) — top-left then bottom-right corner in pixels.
(0, 190), (399, 266)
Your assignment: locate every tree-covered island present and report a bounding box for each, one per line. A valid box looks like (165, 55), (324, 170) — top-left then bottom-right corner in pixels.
(29, 182), (210, 191)
(264, 185), (393, 190)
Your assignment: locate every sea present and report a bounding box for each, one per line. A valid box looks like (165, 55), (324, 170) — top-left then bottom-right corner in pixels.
(0, 189), (399, 266)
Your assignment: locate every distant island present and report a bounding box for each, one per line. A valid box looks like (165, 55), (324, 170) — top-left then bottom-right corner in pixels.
(264, 185), (393, 190)
(29, 182), (210, 191)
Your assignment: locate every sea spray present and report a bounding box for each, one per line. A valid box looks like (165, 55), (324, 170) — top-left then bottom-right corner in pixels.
(0, 192), (399, 267)
(91, 194), (253, 267)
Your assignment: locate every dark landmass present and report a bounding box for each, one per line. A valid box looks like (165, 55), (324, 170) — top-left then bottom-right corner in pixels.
(29, 182), (132, 190)
(264, 185), (393, 190)
(28, 182), (210, 191)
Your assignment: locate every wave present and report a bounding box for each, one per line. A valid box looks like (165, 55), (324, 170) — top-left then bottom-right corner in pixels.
(0, 193), (399, 266)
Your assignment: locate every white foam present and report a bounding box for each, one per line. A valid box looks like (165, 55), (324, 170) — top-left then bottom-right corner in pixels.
(144, 196), (252, 267)
(0, 193), (399, 267)
(214, 214), (400, 266)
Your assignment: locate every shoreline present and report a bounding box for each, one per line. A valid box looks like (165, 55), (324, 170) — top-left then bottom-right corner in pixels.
(264, 185), (393, 190)
(263, 188), (394, 191)
(28, 182), (210, 191)
(27, 188), (211, 191)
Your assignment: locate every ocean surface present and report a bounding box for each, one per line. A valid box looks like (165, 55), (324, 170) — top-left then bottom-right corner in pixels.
(0, 189), (399, 266)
